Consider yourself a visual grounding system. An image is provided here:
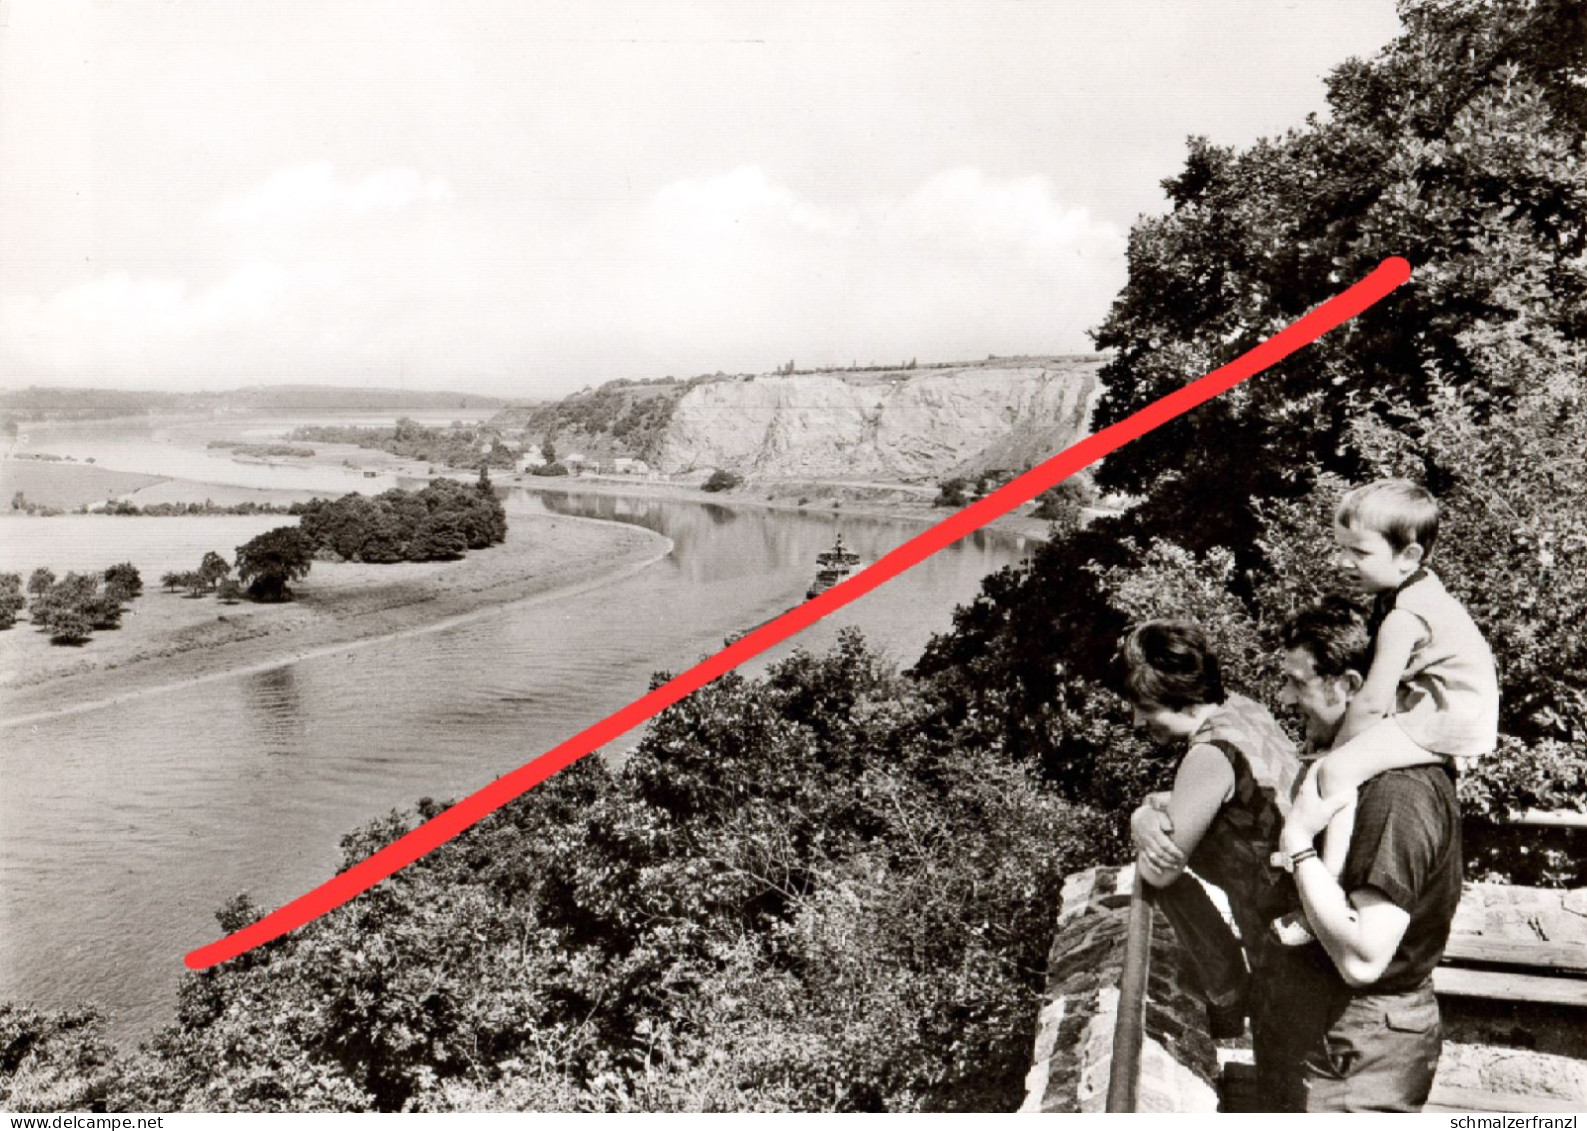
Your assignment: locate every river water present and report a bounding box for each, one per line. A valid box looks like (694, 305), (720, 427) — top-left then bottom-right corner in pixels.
(0, 421), (1033, 1041)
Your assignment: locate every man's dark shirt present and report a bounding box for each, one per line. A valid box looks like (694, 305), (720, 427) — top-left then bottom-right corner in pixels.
(1337, 763), (1463, 991)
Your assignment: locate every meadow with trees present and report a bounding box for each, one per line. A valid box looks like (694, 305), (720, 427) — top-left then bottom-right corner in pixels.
(2, 0), (1582, 1111)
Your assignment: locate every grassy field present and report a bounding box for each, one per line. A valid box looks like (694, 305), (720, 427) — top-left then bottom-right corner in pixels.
(0, 514), (294, 577)
(0, 458), (168, 510)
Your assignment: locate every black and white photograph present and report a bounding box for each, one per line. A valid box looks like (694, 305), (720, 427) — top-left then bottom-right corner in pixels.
(1, 0), (1584, 1115)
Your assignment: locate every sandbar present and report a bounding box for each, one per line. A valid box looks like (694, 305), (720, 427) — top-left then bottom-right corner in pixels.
(0, 513), (672, 727)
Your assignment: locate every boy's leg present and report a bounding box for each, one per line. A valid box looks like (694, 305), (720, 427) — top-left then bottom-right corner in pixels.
(1149, 872), (1249, 1037)
(1317, 718), (1441, 875)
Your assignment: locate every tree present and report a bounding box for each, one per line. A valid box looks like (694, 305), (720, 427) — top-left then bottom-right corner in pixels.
(913, 0), (1587, 811)
(541, 438), (556, 463)
(36, 601), (93, 645)
(0, 573), (24, 630)
(27, 567), (55, 599)
(217, 578), (243, 604)
(198, 552), (230, 591)
(103, 562), (143, 604)
(933, 478), (969, 508)
(159, 571), (182, 593)
(235, 527), (312, 602)
(702, 468), (741, 493)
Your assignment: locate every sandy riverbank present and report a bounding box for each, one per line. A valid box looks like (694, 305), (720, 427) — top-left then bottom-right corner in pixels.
(0, 513), (672, 727)
(502, 471), (1061, 542)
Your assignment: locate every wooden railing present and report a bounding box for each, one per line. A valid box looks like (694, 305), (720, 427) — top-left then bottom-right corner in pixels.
(1105, 872), (1154, 1112)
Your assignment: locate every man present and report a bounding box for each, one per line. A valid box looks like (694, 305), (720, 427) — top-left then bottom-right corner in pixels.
(1273, 596), (1463, 1112)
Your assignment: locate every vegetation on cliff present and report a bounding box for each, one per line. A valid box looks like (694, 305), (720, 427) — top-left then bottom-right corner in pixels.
(286, 417), (516, 471)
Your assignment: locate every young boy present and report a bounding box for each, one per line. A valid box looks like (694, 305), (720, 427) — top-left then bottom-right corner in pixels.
(1275, 478), (1499, 944)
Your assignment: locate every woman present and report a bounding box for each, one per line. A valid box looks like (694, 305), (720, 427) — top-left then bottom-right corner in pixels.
(1119, 620), (1307, 1107)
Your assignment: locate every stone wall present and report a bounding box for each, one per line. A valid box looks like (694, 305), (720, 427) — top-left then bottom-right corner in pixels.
(1020, 865), (1219, 1113)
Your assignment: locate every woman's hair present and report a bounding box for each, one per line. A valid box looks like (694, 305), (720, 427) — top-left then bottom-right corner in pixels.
(1118, 619), (1226, 710)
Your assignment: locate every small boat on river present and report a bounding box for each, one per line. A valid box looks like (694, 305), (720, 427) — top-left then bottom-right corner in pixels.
(805, 533), (864, 600)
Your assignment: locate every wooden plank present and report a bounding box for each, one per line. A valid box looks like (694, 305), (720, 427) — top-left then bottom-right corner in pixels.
(1504, 808), (1587, 829)
(1427, 1084), (1587, 1114)
(1433, 965), (1587, 1007)
(1442, 935), (1587, 974)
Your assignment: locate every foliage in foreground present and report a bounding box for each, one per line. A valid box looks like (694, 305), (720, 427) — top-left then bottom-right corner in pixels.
(913, 0), (1587, 879)
(7, 634), (1117, 1112)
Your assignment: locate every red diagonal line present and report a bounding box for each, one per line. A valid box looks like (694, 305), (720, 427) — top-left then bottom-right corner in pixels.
(185, 255), (1411, 969)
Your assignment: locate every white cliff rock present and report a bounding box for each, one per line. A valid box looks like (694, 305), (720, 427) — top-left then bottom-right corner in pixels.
(655, 361), (1101, 480)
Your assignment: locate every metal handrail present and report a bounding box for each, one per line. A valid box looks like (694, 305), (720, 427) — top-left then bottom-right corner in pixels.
(1105, 871), (1154, 1112)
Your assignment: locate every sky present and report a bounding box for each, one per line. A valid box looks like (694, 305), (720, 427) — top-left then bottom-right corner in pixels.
(0, 0), (1403, 399)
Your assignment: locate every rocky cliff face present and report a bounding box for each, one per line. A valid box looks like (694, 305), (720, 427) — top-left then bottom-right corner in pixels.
(654, 359), (1101, 481)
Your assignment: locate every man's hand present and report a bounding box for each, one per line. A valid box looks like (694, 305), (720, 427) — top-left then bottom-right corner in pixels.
(1131, 802), (1185, 874)
(1282, 763), (1355, 855)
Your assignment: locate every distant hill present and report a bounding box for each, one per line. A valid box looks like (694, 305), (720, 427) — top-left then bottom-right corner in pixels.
(0, 384), (520, 422)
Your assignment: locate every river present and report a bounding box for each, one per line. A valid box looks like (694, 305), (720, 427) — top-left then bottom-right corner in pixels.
(0, 420), (1034, 1042)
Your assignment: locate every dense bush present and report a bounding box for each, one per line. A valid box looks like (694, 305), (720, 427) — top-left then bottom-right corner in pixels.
(701, 469), (742, 493)
(294, 478), (507, 564)
(916, 0), (1587, 834)
(26, 570), (135, 644)
(0, 573), (24, 629)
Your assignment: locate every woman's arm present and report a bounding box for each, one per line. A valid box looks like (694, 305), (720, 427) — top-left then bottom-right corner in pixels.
(1135, 743), (1235, 888)
(1332, 608), (1423, 747)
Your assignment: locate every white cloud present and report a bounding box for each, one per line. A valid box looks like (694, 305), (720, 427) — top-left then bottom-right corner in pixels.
(884, 168), (1120, 261)
(0, 263), (333, 374)
(648, 165), (834, 252)
(208, 162), (453, 227)
(626, 165), (1125, 370)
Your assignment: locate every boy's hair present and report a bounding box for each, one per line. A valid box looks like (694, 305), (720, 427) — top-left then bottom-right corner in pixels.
(1335, 478), (1440, 558)
(1281, 595), (1372, 679)
(1118, 620), (1226, 710)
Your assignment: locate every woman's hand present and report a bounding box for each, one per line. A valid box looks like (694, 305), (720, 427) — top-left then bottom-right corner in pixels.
(1131, 802), (1186, 874)
(1282, 763), (1355, 854)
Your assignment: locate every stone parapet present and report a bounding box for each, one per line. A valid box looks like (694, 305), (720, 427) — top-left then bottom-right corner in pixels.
(1027, 871), (1587, 1113)
(1021, 864), (1219, 1113)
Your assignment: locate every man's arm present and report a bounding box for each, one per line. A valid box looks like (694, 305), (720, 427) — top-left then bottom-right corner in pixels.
(1281, 765), (1412, 987)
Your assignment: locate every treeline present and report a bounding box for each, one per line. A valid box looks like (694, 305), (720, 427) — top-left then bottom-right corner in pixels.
(206, 442), (316, 458)
(99, 499), (295, 517)
(286, 417), (516, 470)
(294, 473), (507, 563)
(0, 564), (143, 643)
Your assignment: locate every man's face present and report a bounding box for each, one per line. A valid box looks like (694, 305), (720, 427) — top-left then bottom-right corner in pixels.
(1277, 646), (1351, 744)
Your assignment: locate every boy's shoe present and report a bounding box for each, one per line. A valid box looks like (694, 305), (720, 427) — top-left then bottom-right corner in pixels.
(1271, 909), (1316, 947)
